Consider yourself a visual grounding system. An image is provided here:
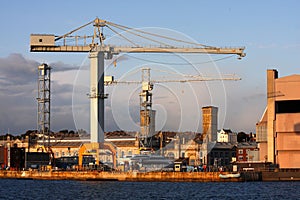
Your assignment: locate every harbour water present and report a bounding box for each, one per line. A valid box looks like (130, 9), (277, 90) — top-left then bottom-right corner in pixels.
(0, 179), (299, 200)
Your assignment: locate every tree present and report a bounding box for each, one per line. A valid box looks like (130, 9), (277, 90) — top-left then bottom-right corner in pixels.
(237, 132), (250, 142)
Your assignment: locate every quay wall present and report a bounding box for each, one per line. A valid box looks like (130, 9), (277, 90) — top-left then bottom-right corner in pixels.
(0, 171), (245, 182)
(262, 171), (300, 181)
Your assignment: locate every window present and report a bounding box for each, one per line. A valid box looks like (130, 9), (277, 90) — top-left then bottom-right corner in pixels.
(238, 156), (244, 161)
(276, 100), (300, 113)
(190, 159), (195, 165)
(181, 152), (185, 157)
(238, 149), (243, 154)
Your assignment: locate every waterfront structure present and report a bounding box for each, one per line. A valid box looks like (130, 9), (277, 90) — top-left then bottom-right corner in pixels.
(217, 129), (237, 143)
(256, 69), (300, 168)
(236, 142), (259, 161)
(105, 131), (139, 170)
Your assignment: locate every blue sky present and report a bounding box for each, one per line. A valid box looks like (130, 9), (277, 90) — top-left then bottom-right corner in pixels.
(0, 1), (299, 134)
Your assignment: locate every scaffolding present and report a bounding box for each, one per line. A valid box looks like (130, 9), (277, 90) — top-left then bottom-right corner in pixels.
(37, 63), (51, 150)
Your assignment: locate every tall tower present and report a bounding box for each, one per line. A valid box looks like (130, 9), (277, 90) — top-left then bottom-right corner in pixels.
(37, 63), (51, 149)
(266, 69), (278, 163)
(139, 68), (156, 148)
(202, 106), (218, 142)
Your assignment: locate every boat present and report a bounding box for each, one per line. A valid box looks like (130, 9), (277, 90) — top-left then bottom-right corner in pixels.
(219, 173), (241, 179)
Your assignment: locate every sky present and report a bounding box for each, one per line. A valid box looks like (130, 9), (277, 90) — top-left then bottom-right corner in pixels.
(0, 0), (299, 135)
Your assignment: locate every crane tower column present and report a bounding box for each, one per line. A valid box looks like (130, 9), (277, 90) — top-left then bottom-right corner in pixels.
(37, 63), (51, 149)
(139, 68), (155, 147)
(89, 51), (106, 143)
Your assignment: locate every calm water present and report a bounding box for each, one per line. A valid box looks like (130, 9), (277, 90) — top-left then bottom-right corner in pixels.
(0, 179), (299, 200)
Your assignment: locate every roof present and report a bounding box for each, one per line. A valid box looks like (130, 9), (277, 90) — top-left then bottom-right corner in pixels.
(237, 142), (258, 149)
(39, 142), (85, 147)
(202, 106), (218, 109)
(218, 129), (233, 134)
(174, 157), (189, 163)
(110, 140), (136, 147)
(223, 129), (232, 133)
(105, 131), (136, 139)
(213, 142), (236, 150)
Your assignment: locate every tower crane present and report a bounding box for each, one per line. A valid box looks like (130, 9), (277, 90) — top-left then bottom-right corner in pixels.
(30, 18), (245, 146)
(105, 68), (241, 148)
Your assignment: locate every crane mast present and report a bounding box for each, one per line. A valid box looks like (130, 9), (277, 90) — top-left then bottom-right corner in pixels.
(30, 18), (246, 151)
(139, 68), (154, 148)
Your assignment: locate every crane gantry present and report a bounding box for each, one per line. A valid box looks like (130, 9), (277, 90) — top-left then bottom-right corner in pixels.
(30, 17), (246, 146)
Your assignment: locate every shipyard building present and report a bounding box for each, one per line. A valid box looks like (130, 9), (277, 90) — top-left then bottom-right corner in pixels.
(256, 69), (300, 169)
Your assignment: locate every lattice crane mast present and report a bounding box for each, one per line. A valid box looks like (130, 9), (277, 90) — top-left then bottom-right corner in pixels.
(30, 18), (246, 145)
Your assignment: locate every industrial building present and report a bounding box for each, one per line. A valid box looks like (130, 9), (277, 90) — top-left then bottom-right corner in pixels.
(256, 69), (300, 168)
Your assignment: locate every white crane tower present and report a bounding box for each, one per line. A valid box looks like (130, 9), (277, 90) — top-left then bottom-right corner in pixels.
(30, 18), (245, 145)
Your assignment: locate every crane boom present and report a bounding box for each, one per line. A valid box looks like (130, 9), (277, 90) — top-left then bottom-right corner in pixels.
(30, 42), (245, 57)
(30, 18), (246, 58)
(105, 77), (241, 85)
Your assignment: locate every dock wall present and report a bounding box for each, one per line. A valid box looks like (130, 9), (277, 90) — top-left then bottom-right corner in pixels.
(262, 171), (300, 181)
(0, 171), (245, 182)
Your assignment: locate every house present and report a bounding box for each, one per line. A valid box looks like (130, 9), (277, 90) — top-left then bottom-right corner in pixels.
(236, 142), (259, 162)
(207, 142), (236, 171)
(217, 129), (237, 143)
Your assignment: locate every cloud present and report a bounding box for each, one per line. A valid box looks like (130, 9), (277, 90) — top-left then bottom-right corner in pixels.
(0, 53), (38, 86)
(0, 54), (77, 134)
(49, 61), (80, 72)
